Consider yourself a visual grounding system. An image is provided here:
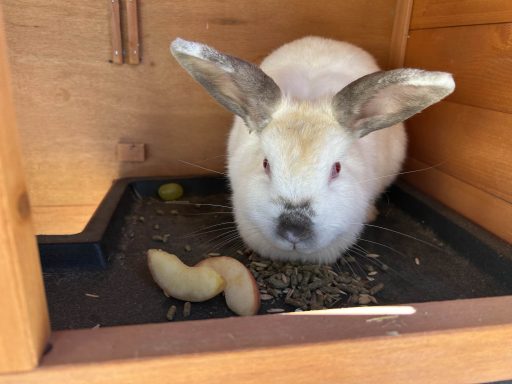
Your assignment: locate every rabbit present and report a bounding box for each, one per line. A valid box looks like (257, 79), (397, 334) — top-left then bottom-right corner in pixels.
(170, 36), (455, 264)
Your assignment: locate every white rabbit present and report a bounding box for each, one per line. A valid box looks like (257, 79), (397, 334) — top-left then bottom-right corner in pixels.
(171, 36), (454, 264)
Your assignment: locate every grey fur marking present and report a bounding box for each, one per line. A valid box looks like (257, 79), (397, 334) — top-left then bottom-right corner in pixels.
(170, 38), (281, 132)
(333, 69), (455, 137)
(280, 198), (312, 213)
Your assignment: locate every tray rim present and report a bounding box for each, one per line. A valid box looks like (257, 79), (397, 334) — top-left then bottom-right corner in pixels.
(1, 295), (512, 383)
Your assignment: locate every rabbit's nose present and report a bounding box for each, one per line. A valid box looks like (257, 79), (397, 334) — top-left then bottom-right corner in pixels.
(276, 212), (313, 244)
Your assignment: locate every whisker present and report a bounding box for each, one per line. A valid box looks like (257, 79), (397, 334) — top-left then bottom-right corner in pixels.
(221, 239), (246, 256)
(181, 225), (237, 239)
(177, 159), (227, 176)
(189, 228), (240, 251)
(360, 223), (445, 251)
(359, 161), (446, 184)
(164, 201), (234, 210)
(339, 254), (359, 278)
(354, 254), (385, 270)
(347, 250), (369, 277)
(181, 221), (237, 237)
(194, 154), (228, 162)
(351, 243), (369, 256)
(208, 233), (242, 253)
(203, 228), (240, 244)
(349, 244), (368, 256)
(353, 245), (390, 269)
(357, 238), (410, 259)
(187, 212), (234, 216)
(347, 247), (367, 259)
(355, 239), (428, 287)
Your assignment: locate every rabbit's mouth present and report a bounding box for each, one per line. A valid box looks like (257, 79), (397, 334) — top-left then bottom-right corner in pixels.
(272, 227), (318, 254)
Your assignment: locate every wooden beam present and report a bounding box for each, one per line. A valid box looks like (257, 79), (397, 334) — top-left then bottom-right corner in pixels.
(388, 0), (413, 68)
(0, 8), (50, 374)
(110, 0), (123, 64)
(125, 0), (140, 64)
(411, 0), (512, 30)
(1, 297), (512, 383)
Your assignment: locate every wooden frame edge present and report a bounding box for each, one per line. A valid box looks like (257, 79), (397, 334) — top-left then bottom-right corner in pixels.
(1, 296), (512, 383)
(388, 0), (413, 69)
(0, 7), (50, 374)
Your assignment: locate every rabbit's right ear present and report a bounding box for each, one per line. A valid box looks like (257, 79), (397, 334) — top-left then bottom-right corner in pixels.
(171, 38), (282, 133)
(333, 69), (455, 138)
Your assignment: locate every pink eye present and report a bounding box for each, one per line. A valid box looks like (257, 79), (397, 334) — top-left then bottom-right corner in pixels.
(263, 158), (270, 175)
(330, 162), (341, 180)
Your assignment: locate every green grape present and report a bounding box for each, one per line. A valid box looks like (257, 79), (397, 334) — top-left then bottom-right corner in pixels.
(158, 183), (184, 201)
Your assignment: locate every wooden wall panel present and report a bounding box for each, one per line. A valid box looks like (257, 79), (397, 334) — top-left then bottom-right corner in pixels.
(406, 23), (512, 115)
(403, 158), (512, 243)
(411, 0), (512, 30)
(406, 101), (512, 204)
(32, 205), (97, 235)
(2, 0), (397, 234)
(405, 6), (512, 242)
(0, 9), (50, 373)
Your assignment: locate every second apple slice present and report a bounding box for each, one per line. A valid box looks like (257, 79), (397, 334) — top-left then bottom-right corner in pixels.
(197, 256), (260, 316)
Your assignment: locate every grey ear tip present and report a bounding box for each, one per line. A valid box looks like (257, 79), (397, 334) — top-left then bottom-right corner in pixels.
(401, 69), (456, 93)
(170, 37), (186, 53)
(170, 37), (202, 57)
(434, 71), (456, 93)
(169, 38), (180, 55)
(444, 72), (456, 89)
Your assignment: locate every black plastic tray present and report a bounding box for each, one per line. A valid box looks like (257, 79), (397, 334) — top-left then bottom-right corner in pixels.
(39, 177), (512, 330)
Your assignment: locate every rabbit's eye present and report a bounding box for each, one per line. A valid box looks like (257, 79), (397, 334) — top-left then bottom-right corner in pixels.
(330, 162), (341, 180)
(263, 158), (270, 175)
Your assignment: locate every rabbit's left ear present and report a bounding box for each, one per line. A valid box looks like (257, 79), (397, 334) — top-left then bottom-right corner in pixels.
(171, 38), (282, 133)
(332, 69), (455, 138)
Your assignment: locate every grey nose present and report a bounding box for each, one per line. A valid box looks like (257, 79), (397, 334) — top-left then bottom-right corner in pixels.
(277, 212), (313, 244)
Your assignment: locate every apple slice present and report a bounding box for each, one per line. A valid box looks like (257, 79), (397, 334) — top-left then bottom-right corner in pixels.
(197, 256), (260, 316)
(147, 249), (225, 302)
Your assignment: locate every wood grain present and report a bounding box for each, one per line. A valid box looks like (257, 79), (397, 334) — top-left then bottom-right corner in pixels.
(32, 205), (96, 235)
(110, 0), (123, 64)
(125, 0), (140, 64)
(1, 296), (512, 383)
(2, 0), (397, 234)
(405, 23), (512, 115)
(0, 9), (50, 373)
(406, 101), (512, 204)
(411, 0), (512, 30)
(388, 0), (413, 68)
(402, 158), (512, 243)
